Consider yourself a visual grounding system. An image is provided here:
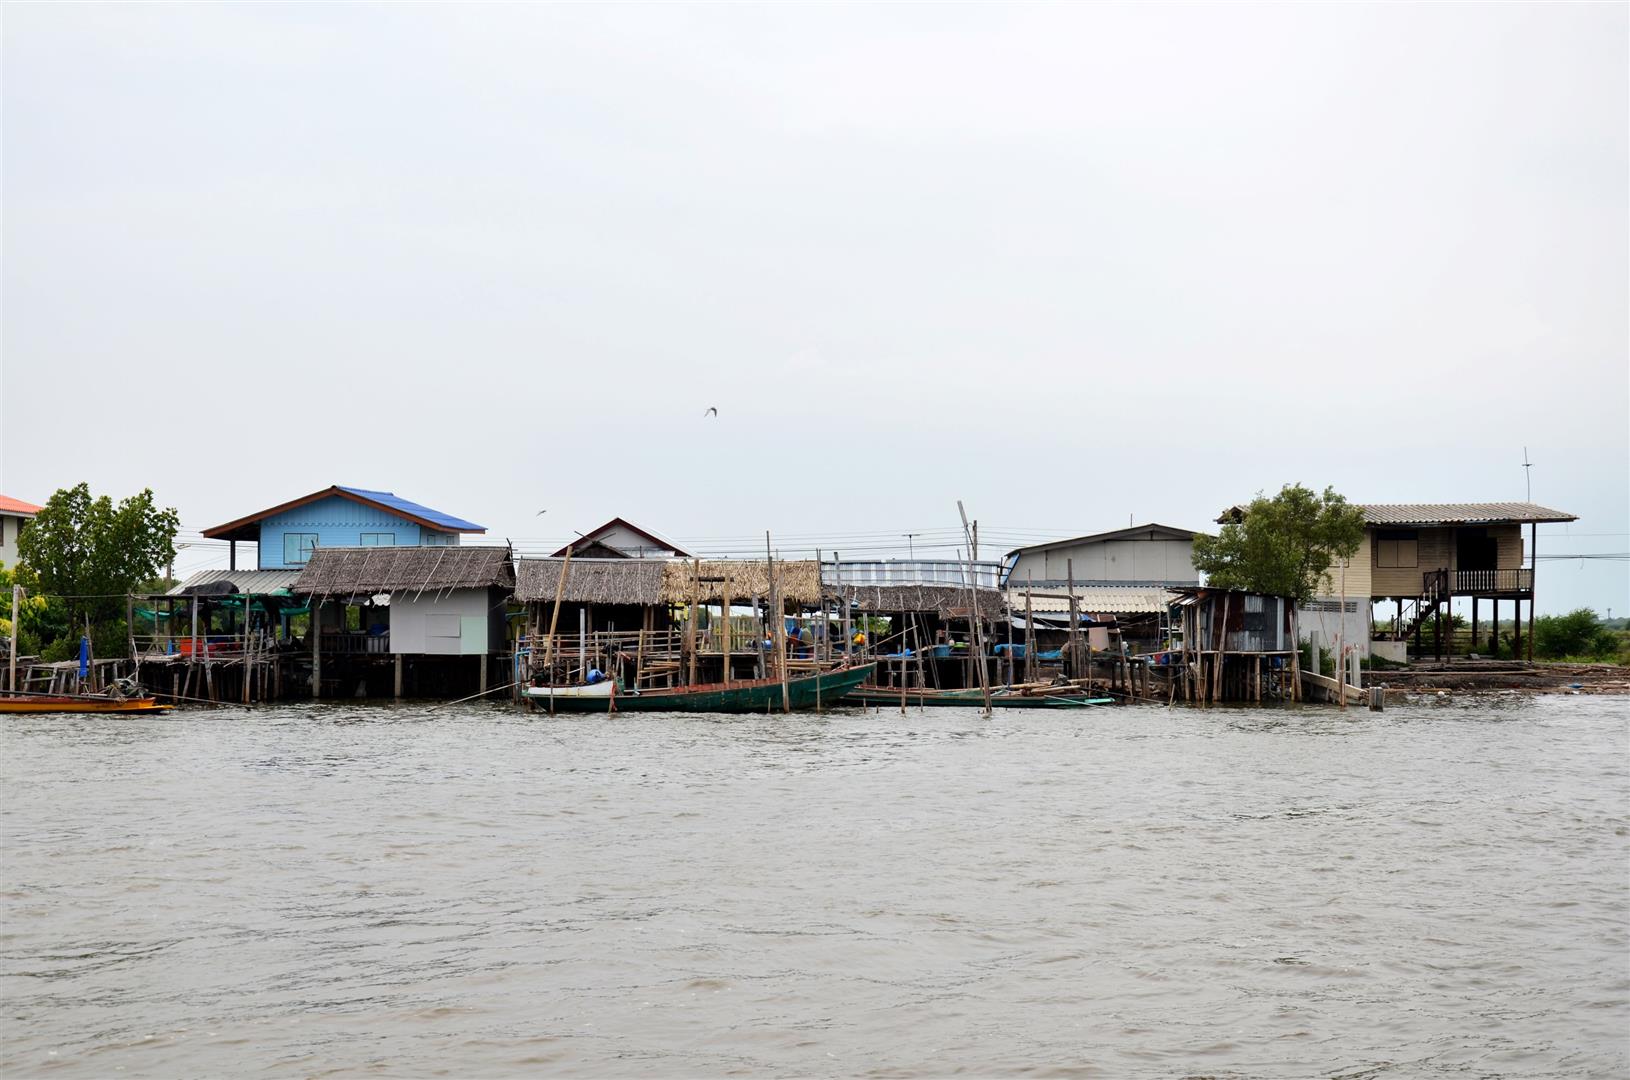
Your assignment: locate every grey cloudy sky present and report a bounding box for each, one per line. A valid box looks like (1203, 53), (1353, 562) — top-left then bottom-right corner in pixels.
(2, 3), (1625, 612)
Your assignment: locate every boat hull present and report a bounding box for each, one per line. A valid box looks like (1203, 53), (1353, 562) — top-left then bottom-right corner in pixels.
(530, 663), (876, 714)
(0, 696), (174, 715)
(523, 682), (615, 701)
(846, 688), (1113, 709)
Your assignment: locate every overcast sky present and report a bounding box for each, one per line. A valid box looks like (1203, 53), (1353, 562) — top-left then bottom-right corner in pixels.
(3, 3), (1625, 612)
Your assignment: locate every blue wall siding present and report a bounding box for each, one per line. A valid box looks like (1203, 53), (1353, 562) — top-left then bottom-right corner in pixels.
(256, 495), (458, 568)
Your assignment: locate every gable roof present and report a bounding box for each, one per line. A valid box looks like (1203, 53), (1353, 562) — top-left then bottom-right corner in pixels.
(203, 485), (486, 542)
(0, 495), (42, 517)
(1005, 523), (1195, 558)
(551, 517), (689, 558)
(292, 546), (513, 598)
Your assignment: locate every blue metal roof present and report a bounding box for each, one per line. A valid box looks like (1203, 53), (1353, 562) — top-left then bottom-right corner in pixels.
(337, 486), (485, 533)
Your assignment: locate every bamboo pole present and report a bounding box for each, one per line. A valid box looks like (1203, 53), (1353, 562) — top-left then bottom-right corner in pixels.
(720, 567), (732, 687)
(955, 502), (991, 716)
(9, 584), (20, 694)
(814, 548), (822, 713)
(542, 546), (575, 715)
(687, 557), (700, 688)
(767, 532), (789, 713)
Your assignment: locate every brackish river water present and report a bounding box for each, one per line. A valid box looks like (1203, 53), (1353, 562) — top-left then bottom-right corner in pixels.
(2, 697), (1626, 1078)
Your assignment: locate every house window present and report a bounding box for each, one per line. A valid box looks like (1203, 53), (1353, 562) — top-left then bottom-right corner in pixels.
(360, 533), (396, 547)
(1375, 530), (1418, 569)
(283, 533), (318, 565)
(423, 532), (452, 546)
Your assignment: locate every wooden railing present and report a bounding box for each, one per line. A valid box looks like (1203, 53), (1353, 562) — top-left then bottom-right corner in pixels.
(1442, 569), (1533, 595)
(320, 631), (390, 655)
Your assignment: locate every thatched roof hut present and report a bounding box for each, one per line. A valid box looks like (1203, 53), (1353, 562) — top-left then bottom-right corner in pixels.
(514, 558), (667, 606)
(660, 559), (823, 606)
(293, 546), (514, 599)
(839, 583), (1006, 619)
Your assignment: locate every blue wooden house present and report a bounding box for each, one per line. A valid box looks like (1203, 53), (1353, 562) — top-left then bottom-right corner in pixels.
(203, 485), (486, 570)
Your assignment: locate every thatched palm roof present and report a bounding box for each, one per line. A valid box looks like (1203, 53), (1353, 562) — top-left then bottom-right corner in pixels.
(839, 583), (1006, 618)
(515, 558), (666, 605)
(661, 559), (823, 606)
(293, 546), (514, 598)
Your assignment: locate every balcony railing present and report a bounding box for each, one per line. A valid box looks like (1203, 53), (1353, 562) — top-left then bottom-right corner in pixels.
(1434, 568), (1533, 596)
(320, 631), (390, 655)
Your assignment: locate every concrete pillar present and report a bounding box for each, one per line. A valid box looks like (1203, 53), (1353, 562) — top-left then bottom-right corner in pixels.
(394, 654), (403, 699)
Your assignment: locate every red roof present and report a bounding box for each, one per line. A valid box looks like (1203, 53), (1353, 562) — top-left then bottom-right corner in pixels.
(0, 495), (42, 516)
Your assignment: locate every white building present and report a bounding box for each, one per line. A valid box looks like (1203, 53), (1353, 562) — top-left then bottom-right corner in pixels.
(1004, 524), (1199, 588)
(0, 495), (42, 570)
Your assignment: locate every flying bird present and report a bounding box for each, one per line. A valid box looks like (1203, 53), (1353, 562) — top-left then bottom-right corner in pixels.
(535, 509), (548, 516)
(703, 407), (718, 417)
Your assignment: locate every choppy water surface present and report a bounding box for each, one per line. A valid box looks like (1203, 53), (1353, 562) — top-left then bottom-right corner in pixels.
(2, 697), (1626, 1078)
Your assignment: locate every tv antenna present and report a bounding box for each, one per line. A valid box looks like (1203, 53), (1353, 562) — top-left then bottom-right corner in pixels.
(1522, 447), (1532, 501)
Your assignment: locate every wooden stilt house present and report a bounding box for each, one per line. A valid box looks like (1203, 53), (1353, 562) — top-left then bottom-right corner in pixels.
(293, 546), (514, 699)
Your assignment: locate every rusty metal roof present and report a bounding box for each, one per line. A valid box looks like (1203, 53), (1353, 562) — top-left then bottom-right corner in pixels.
(1358, 503), (1576, 526)
(166, 569), (304, 595)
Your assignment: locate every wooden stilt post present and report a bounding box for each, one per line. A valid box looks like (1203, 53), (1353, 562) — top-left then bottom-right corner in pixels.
(394, 653), (404, 699)
(1023, 573), (1034, 686)
(1527, 522), (1536, 663)
(311, 599), (322, 697)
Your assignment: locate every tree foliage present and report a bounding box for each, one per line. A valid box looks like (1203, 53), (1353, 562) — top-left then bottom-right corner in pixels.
(1533, 609), (1621, 660)
(0, 563), (57, 657)
(15, 484), (180, 654)
(1192, 484), (1367, 603)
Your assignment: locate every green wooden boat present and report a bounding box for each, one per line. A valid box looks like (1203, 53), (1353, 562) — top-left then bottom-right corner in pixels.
(525, 663), (877, 714)
(846, 687), (1114, 710)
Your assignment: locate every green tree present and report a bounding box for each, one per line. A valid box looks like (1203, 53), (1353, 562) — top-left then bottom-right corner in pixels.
(15, 484), (180, 655)
(0, 563), (58, 658)
(1533, 609), (1619, 660)
(1192, 484), (1367, 603)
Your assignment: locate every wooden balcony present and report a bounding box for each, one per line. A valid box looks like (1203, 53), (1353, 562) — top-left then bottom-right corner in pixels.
(1432, 569), (1533, 597)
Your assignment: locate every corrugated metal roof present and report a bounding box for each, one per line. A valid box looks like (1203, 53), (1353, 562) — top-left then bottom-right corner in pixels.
(1004, 523), (1196, 557)
(336, 486), (485, 532)
(167, 569), (303, 595)
(1005, 586), (1173, 615)
(1358, 502), (1576, 526)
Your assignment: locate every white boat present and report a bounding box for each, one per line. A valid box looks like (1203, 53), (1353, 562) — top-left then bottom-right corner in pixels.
(523, 682), (616, 700)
